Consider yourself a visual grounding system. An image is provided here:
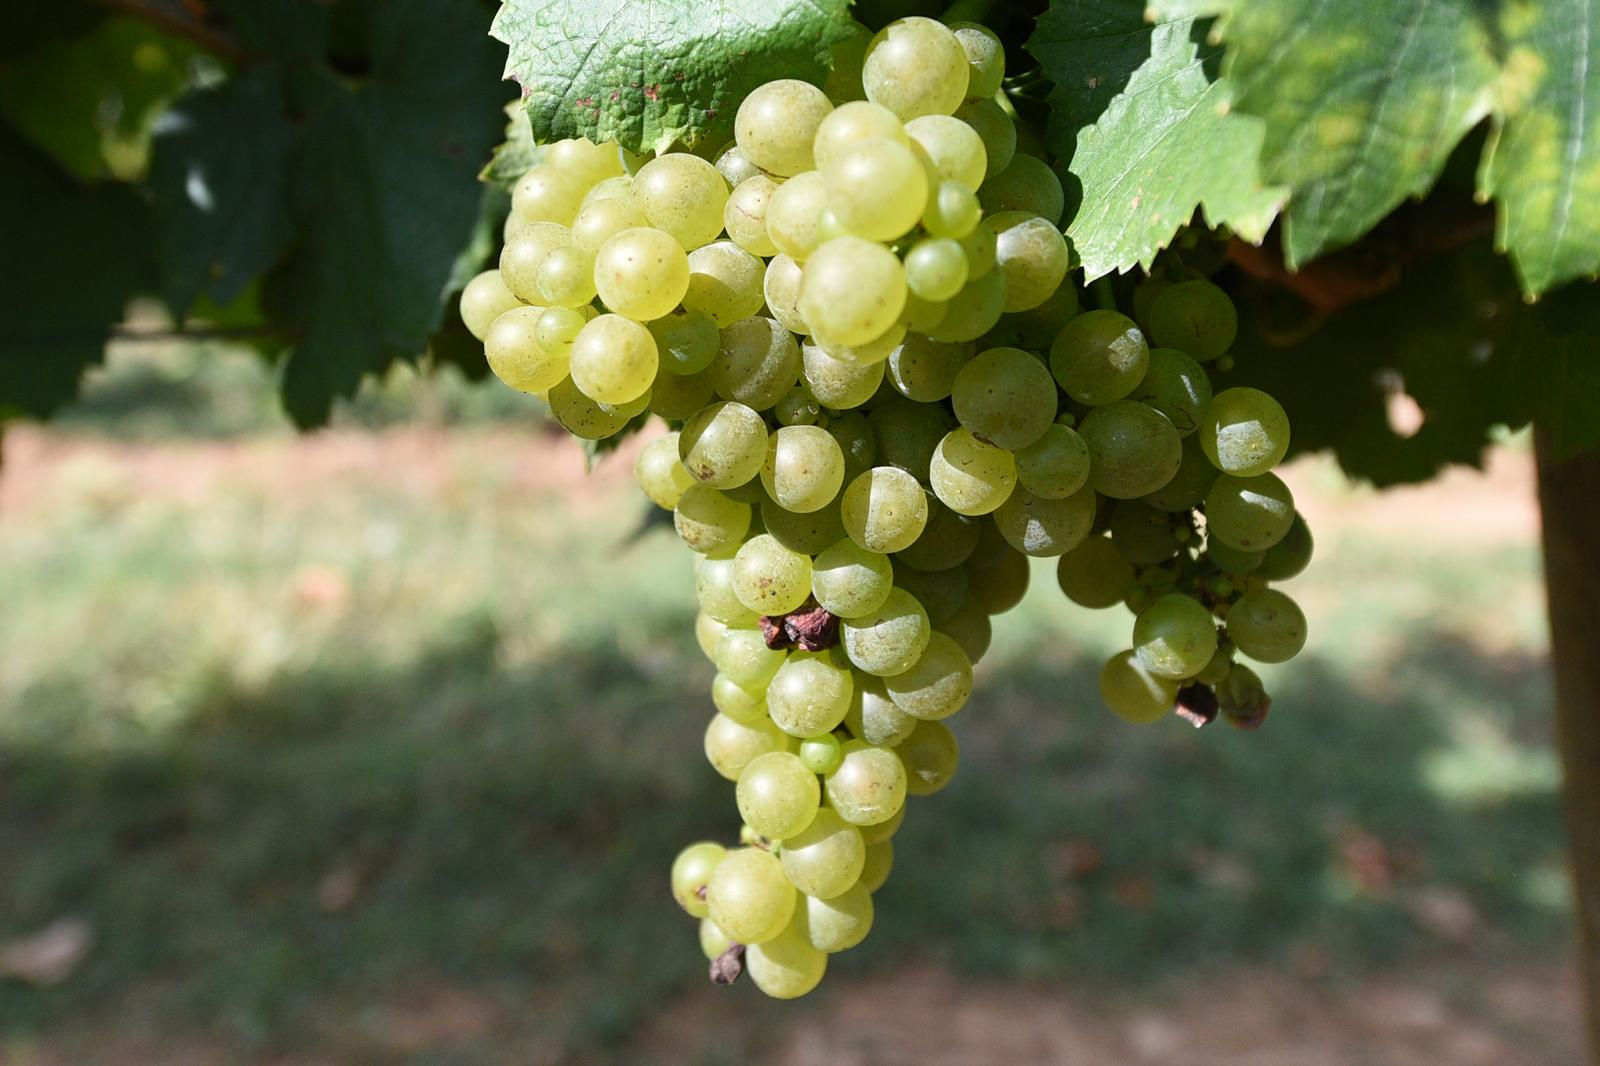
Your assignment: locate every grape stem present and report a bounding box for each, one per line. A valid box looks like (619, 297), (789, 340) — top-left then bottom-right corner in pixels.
(1091, 277), (1118, 313)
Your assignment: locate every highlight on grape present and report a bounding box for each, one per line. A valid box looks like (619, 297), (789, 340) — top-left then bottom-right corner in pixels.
(463, 14), (1310, 998)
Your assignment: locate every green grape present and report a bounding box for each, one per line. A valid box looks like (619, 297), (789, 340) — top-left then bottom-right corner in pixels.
(1099, 649), (1179, 724)
(1131, 275), (1171, 332)
(499, 221), (572, 303)
(957, 221), (998, 278)
(812, 538), (894, 619)
(930, 426), (1016, 516)
(534, 245), (596, 309)
(840, 587), (931, 676)
(712, 672), (768, 724)
(827, 411), (878, 483)
(736, 79), (834, 176)
(1200, 387), (1291, 477)
(779, 807), (864, 898)
(822, 138), (929, 242)
(966, 544), (1029, 614)
(903, 237), (970, 302)
(844, 672), (918, 746)
(746, 913), (828, 999)
(682, 241), (766, 327)
(1056, 535), (1134, 608)
(484, 307), (565, 393)
(648, 366), (717, 421)
(594, 227), (690, 322)
(544, 137), (625, 185)
(596, 389), (651, 419)
(1226, 588), (1307, 663)
(635, 432), (695, 509)
(949, 21), (1005, 100)
(953, 97), (1016, 177)
(924, 269), (1007, 342)
(737, 751), (821, 840)
(985, 283), (1082, 350)
(1014, 423), (1090, 499)
(805, 884), (874, 952)
(571, 195), (647, 252)
(705, 712), (789, 781)
(1205, 472), (1295, 551)
(763, 253), (809, 335)
(674, 483), (752, 555)
(1148, 278), (1238, 361)
(896, 718), (960, 794)
(810, 321), (907, 367)
(775, 386), (820, 426)
(724, 175), (781, 256)
(546, 376), (634, 439)
(825, 739), (908, 826)
(803, 342), (887, 410)
(936, 597), (993, 662)
(695, 612), (728, 660)
(510, 165), (585, 227)
(890, 560), (967, 623)
(978, 153), (1064, 225)
(733, 534), (815, 615)
(712, 316), (803, 411)
(762, 494), (848, 555)
(1257, 513), (1314, 581)
(536, 306), (587, 357)
(768, 651), (855, 737)
(862, 17), (969, 119)
(670, 841), (726, 918)
(951, 346), (1057, 450)
(460, 269), (524, 340)
(568, 313), (657, 404)
(716, 625), (788, 688)
(896, 499), (980, 570)
(922, 178), (983, 238)
(993, 485), (1096, 557)
(813, 100), (909, 173)
(580, 173), (633, 207)
(706, 846), (796, 945)
(886, 334), (972, 402)
(841, 466), (930, 553)
(1143, 434), (1218, 512)
(1206, 540), (1264, 574)
(884, 631), (972, 720)
(1108, 500), (1181, 565)
(645, 308), (720, 376)
(986, 211), (1070, 313)
(697, 555), (760, 625)
(1133, 593), (1219, 679)
(799, 237), (908, 347)
(1197, 645), (1235, 686)
(761, 425), (846, 514)
(905, 114), (988, 188)
(858, 838), (894, 891)
(868, 393), (952, 483)
(1079, 400), (1183, 499)
(714, 143), (766, 188)
(1217, 662), (1270, 727)
(699, 917), (734, 960)
(765, 171), (830, 260)
(679, 401), (767, 488)
(1050, 310), (1149, 405)
(631, 152), (729, 248)
(799, 733), (844, 776)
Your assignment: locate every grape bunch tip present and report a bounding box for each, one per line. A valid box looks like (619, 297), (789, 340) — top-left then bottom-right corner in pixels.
(462, 14), (1312, 999)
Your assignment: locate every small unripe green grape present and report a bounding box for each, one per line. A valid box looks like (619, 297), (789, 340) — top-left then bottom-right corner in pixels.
(1144, 434), (1219, 512)
(1050, 310), (1149, 405)
(825, 739), (908, 826)
(631, 152), (729, 249)
(1133, 593), (1219, 679)
(904, 236), (970, 302)
(647, 307), (720, 376)
(460, 269), (524, 340)
(862, 16), (969, 119)
(1057, 535), (1135, 609)
(648, 366), (717, 421)
(670, 841), (726, 918)
(1226, 588), (1308, 663)
(746, 913), (829, 998)
(571, 196), (647, 252)
(764, 253), (810, 334)
(822, 137), (929, 242)
(1015, 423), (1090, 499)
(978, 152), (1065, 225)
(733, 534), (815, 615)
(923, 269), (1007, 343)
(922, 179), (982, 238)
(704, 712), (789, 781)
(806, 884), (874, 952)
(547, 376), (635, 439)
(762, 425), (847, 514)
(966, 546), (1029, 614)
(993, 485), (1097, 557)
(890, 560), (967, 624)
(935, 598), (993, 663)
(737, 751), (821, 840)
(951, 346), (1057, 450)
(812, 538), (894, 619)
(766, 170), (830, 260)
(858, 838), (894, 892)
(840, 587), (931, 677)
(1257, 513), (1314, 581)
(813, 100), (908, 172)
(724, 175), (781, 256)
(635, 432), (695, 510)
(1132, 348), (1213, 436)
(905, 114), (988, 189)
(484, 306), (565, 393)
(802, 341), (887, 410)
(930, 427), (1017, 516)
(897, 719), (960, 795)
(699, 917), (734, 961)
(775, 386), (823, 426)
(987, 211), (1070, 313)
(679, 401), (768, 489)
(949, 21), (1005, 100)
(736, 79), (834, 176)
(706, 845), (796, 945)
(1099, 649), (1179, 724)
(845, 672), (918, 747)
(498, 221), (572, 303)
(884, 631), (972, 721)
(799, 733), (844, 776)
(763, 495), (848, 555)
(1147, 278), (1238, 361)
(841, 466), (929, 553)
(1200, 387), (1292, 477)
(594, 226), (691, 322)
(1079, 400), (1184, 499)
(779, 807), (864, 898)
(886, 334), (972, 403)
(768, 651), (855, 738)
(896, 498), (980, 571)
(674, 483), (752, 555)
(535, 306), (587, 357)
(953, 97), (1016, 177)
(1207, 539), (1265, 574)
(683, 240), (767, 327)
(1205, 472), (1296, 551)
(715, 625), (787, 688)
(827, 411), (879, 483)
(510, 165), (585, 227)
(712, 672), (768, 724)
(535, 244), (597, 308)
(714, 142), (766, 187)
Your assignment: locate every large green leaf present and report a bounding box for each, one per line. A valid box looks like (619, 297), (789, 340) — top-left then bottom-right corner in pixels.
(490, 0), (858, 155)
(1030, 1), (1285, 278)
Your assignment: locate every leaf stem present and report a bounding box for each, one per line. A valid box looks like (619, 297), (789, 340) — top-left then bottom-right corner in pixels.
(1092, 277), (1118, 312)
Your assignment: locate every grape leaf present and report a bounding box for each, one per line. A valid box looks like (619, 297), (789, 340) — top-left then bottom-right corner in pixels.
(490, 0), (857, 155)
(482, 100), (541, 191)
(1031, 3), (1285, 279)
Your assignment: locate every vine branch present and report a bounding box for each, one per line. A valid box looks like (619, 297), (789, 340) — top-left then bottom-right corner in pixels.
(94, 0), (252, 64)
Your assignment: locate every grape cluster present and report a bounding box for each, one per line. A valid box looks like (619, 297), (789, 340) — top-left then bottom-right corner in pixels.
(462, 15), (1311, 999)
